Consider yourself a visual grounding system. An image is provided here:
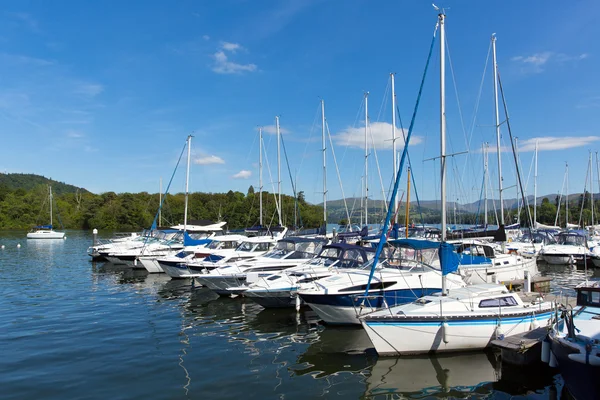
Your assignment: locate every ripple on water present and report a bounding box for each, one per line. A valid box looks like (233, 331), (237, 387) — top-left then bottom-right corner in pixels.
(0, 231), (584, 399)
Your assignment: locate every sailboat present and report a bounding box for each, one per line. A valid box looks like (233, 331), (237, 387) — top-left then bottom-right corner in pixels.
(359, 16), (555, 356)
(27, 186), (66, 239)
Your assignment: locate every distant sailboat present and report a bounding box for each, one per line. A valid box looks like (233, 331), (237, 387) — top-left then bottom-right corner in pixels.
(27, 186), (66, 239)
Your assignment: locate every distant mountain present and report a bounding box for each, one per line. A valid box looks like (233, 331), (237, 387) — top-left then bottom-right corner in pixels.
(323, 193), (586, 215)
(0, 173), (90, 195)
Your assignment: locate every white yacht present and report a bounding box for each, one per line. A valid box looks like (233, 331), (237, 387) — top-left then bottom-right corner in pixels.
(298, 239), (466, 325)
(155, 234), (247, 278)
(361, 283), (554, 356)
(539, 231), (593, 265)
(243, 243), (375, 308)
(195, 237), (327, 296)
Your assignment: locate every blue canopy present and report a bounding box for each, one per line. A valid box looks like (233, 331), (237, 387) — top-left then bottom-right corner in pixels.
(387, 238), (440, 250)
(439, 242), (460, 275)
(34, 225), (53, 229)
(183, 231), (212, 246)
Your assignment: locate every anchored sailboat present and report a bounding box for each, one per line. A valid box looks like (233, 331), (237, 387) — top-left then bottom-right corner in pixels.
(27, 186), (65, 239)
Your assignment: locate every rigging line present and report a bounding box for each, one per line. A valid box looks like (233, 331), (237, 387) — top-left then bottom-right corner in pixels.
(444, 33), (470, 156)
(395, 104), (425, 227)
(149, 138), (188, 231)
(497, 70), (533, 232)
(363, 17), (439, 299)
(261, 134), (282, 224)
(368, 123), (389, 221)
(325, 119), (352, 225)
(246, 127), (259, 163)
(578, 155), (591, 227)
(375, 78), (391, 123)
(297, 102), (322, 193)
(281, 134), (303, 228)
(555, 168), (567, 227)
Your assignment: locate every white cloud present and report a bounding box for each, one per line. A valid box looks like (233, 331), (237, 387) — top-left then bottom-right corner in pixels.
(66, 130), (84, 138)
(519, 136), (600, 152)
(211, 42), (257, 74)
(221, 41), (241, 52)
(260, 124), (290, 135)
(74, 82), (104, 97)
(0, 52), (54, 66)
(512, 51), (588, 73)
(487, 136), (600, 153)
(332, 121), (423, 150)
(202, 35), (210, 41)
(232, 170), (252, 179)
(194, 155), (225, 165)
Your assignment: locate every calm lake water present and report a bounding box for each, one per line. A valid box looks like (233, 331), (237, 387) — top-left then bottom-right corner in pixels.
(1, 230), (597, 399)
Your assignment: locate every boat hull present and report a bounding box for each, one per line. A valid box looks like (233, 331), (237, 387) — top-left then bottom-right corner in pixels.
(194, 275), (246, 296)
(244, 289), (298, 308)
(27, 231), (65, 239)
(550, 336), (600, 399)
(159, 263), (190, 278)
(361, 311), (553, 356)
(138, 257), (164, 273)
(300, 288), (443, 325)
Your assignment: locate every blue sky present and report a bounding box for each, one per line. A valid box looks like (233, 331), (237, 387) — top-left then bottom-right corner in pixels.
(0, 0), (598, 208)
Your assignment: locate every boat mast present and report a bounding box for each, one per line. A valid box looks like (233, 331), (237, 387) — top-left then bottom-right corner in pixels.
(534, 140), (538, 227)
(49, 185), (53, 228)
(276, 116), (282, 226)
(566, 162), (569, 228)
(259, 127), (263, 226)
(183, 135), (192, 232)
(492, 34), (504, 235)
(391, 73), (398, 216)
(590, 152), (594, 227)
(321, 100), (327, 228)
(159, 177), (162, 228)
(364, 92), (369, 227)
(484, 142), (488, 227)
(406, 167), (411, 238)
(440, 12), (448, 295)
(515, 137), (520, 224)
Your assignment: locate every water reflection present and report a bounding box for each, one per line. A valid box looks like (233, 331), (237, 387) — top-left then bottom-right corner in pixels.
(366, 352), (501, 398)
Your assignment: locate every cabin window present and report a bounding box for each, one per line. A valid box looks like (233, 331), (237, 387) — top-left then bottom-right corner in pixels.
(479, 296), (518, 308)
(339, 281), (397, 292)
(578, 290), (600, 307)
(267, 275), (281, 281)
(298, 276), (321, 284)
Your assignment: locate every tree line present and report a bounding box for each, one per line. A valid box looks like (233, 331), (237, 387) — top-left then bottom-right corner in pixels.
(0, 183), (326, 231)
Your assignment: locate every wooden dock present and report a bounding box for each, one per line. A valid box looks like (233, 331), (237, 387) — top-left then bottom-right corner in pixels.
(490, 327), (548, 365)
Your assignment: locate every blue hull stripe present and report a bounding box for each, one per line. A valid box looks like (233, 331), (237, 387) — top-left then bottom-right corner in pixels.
(366, 312), (553, 327)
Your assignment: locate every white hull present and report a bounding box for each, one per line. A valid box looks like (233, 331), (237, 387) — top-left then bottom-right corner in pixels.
(160, 264), (191, 278)
(27, 230), (65, 239)
(542, 255), (577, 265)
(362, 312), (553, 356)
(461, 257), (537, 285)
(307, 303), (375, 325)
(138, 257), (164, 273)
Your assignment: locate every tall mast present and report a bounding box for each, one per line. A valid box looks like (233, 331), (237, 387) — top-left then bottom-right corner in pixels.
(276, 116), (282, 226)
(534, 140), (538, 227)
(183, 135), (192, 232)
(492, 34), (504, 231)
(484, 143), (488, 227)
(259, 127), (263, 226)
(159, 177), (162, 227)
(515, 137), (519, 222)
(391, 73), (398, 215)
(566, 162), (569, 228)
(591, 152), (594, 227)
(49, 185), (53, 228)
(364, 92), (369, 226)
(439, 12), (448, 295)
(321, 100), (327, 227)
(406, 167), (411, 237)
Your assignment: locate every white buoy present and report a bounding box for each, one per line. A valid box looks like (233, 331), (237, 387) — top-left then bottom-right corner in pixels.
(549, 351), (558, 368)
(17, 243), (21, 248)
(134, 258), (138, 266)
(541, 339), (550, 363)
(530, 313), (540, 330)
(495, 322), (504, 340)
(93, 228), (98, 246)
(1, 244), (5, 249)
(295, 295), (301, 312)
(442, 321), (449, 344)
